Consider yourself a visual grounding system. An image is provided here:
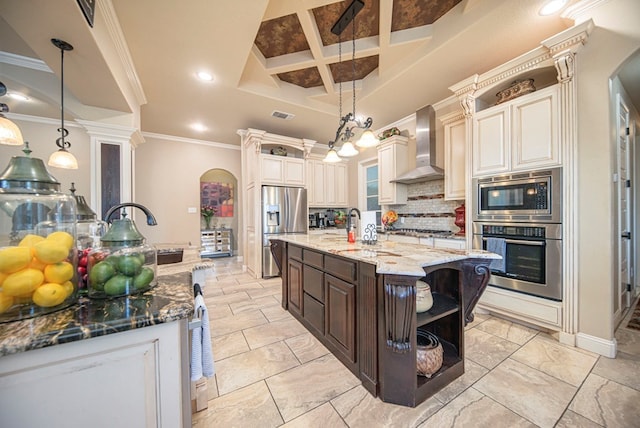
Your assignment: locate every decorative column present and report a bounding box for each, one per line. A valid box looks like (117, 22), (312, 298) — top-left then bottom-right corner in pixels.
(542, 20), (593, 345)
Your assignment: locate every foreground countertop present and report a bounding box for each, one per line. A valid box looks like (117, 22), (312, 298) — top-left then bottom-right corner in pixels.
(272, 234), (499, 276)
(0, 271), (194, 357)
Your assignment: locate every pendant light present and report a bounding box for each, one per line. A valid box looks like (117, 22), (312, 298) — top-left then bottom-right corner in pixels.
(0, 81), (24, 146)
(48, 38), (78, 170)
(324, 0), (374, 162)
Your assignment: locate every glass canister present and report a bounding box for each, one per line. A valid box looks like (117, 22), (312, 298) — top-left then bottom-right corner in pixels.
(87, 203), (158, 299)
(68, 183), (106, 292)
(0, 144), (78, 322)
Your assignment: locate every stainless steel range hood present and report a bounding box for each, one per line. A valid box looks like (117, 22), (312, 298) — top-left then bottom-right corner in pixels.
(390, 105), (443, 184)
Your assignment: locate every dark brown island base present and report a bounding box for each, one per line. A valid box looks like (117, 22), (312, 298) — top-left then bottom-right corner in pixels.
(270, 235), (498, 407)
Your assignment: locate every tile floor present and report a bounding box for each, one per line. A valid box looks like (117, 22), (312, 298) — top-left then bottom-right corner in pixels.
(191, 258), (640, 428)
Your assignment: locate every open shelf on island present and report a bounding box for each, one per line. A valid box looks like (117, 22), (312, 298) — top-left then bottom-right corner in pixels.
(417, 292), (459, 327)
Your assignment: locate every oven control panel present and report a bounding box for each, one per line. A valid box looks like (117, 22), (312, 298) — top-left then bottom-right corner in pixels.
(482, 225), (545, 238)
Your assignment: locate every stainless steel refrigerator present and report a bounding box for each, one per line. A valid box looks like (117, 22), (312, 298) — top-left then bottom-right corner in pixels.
(262, 185), (307, 278)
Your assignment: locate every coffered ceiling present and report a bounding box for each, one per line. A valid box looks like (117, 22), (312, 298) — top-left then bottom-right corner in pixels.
(2, 0), (637, 151)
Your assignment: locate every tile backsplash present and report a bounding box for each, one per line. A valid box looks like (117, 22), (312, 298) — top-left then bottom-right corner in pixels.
(386, 179), (464, 232)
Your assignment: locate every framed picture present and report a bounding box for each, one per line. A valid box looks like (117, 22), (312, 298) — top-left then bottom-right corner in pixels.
(200, 182), (234, 217)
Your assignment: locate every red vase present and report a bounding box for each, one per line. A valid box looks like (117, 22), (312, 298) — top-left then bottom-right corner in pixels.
(454, 203), (465, 236)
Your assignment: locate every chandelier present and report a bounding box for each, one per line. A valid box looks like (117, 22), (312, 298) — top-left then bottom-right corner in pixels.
(0, 81), (24, 146)
(324, 0), (377, 163)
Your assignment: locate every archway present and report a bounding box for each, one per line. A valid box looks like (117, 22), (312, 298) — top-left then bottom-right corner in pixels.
(200, 169), (238, 256)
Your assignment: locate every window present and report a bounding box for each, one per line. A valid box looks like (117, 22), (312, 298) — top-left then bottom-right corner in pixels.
(364, 163), (381, 226)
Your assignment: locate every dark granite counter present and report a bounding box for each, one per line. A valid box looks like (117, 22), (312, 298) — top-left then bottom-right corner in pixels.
(0, 272), (193, 357)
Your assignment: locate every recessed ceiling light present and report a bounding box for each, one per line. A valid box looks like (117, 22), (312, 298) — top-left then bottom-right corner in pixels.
(539, 0), (568, 15)
(191, 123), (207, 132)
(196, 71), (214, 81)
(7, 92), (29, 101)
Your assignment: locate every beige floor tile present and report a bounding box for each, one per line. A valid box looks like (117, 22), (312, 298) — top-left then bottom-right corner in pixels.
(464, 311), (491, 330)
(216, 341), (300, 395)
(464, 328), (521, 369)
(555, 409), (604, 428)
(280, 402), (348, 428)
(616, 327), (640, 355)
(331, 384), (443, 428)
(592, 350), (640, 391)
(222, 281), (265, 295)
(210, 308), (268, 338)
(285, 332), (330, 364)
(433, 358), (488, 404)
(229, 295), (280, 314)
(267, 353), (361, 422)
(211, 330), (249, 361)
(243, 318), (309, 349)
(510, 334), (598, 386)
(247, 284), (282, 299)
(473, 316), (539, 345)
(474, 358), (577, 428)
(569, 373), (640, 427)
(208, 303), (232, 320)
(261, 304), (293, 322)
(422, 387), (537, 427)
(191, 381), (283, 428)
(209, 290), (251, 305)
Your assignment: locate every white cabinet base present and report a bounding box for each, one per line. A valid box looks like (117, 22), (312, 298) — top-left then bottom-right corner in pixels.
(0, 320), (190, 428)
(477, 285), (562, 331)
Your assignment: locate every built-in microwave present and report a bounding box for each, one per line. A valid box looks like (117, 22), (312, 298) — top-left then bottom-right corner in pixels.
(472, 168), (561, 223)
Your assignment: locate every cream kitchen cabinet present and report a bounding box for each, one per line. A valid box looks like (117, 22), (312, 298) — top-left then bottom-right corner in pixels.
(378, 135), (408, 205)
(306, 157), (348, 208)
(472, 85), (560, 177)
(441, 113), (466, 200)
(261, 154), (305, 186)
(511, 85), (560, 171)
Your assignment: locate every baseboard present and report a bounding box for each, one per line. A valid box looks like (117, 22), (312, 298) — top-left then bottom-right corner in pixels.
(575, 332), (617, 358)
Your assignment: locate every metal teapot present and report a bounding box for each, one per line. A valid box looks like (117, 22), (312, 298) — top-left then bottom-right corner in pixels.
(101, 202), (157, 247)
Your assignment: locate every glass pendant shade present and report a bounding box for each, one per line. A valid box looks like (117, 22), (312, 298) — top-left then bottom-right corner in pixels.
(48, 148), (79, 169)
(0, 116), (24, 145)
(337, 141), (359, 157)
(323, 147), (341, 163)
(355, 130), (378, 148)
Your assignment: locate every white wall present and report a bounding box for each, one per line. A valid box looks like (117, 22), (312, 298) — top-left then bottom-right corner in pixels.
(133, 135), (242, 251)
(574, 0), (640, 341)
(0, 116), (92, 198)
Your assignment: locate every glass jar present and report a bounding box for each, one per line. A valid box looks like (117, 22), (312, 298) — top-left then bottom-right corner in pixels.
(0, 145), (78, 322)
(69, 183), (107, 292)
(87, 203), (158, 299)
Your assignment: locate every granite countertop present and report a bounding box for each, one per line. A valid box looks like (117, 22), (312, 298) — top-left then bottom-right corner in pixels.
(273, 234), (499, 277)
(0, 271), (195, 357)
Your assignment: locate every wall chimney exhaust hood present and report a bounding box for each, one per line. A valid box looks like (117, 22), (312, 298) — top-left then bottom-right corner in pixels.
(390, 105), (443, 184)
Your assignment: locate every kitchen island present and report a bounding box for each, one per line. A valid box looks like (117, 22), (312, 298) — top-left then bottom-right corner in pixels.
(0, 269), (198, 427)
(270, 235), (498, 407)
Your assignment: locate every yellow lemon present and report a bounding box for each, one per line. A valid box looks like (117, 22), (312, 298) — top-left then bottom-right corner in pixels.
(0, 246), (32, 273)
(0, 292), (14, 313)
(46, 231), (74, 251)
(29, 257), (47, 271)
(0, 271), (8, 286)
(19, 234), (45, 248)
(3, 268), (44, 296)
(14, 295), (33, 304)
(44, 261), (74, 284)
(61, 280), (75, 298)
(33, 283), (67, 307)
(33, 240), (69, 264)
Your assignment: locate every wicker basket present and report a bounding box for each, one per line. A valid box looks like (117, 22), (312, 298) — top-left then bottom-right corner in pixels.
(416, 330), (443, 377)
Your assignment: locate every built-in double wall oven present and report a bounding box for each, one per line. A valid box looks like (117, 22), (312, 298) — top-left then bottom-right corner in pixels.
(472, 168), (563, 301)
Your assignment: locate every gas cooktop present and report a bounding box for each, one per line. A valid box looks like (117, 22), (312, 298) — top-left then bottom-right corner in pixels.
(387, 228), (455, 237)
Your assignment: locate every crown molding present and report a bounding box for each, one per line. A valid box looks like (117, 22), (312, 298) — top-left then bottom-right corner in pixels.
(143, 131), (241, 151)
(0, 51), (51, 73)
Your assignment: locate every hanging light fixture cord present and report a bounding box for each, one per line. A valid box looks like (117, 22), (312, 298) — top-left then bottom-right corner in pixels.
(53, 39), (73, 151)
